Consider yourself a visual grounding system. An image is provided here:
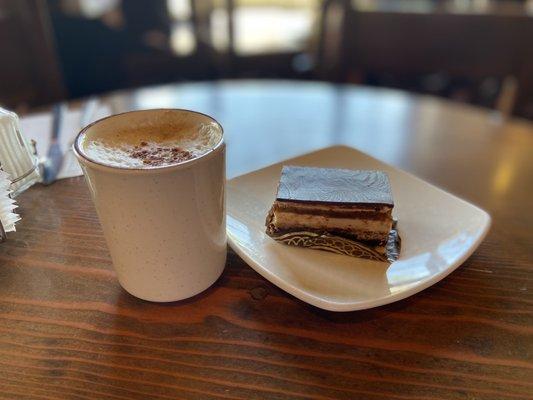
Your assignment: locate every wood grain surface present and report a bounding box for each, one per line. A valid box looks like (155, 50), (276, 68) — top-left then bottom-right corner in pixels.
(1, 81), (532, 399)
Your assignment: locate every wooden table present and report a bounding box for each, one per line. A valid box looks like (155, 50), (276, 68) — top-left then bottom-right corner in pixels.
(1, 81), (532, 399)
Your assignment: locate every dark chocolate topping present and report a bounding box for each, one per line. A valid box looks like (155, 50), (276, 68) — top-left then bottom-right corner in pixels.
(276, 166), (394, 206)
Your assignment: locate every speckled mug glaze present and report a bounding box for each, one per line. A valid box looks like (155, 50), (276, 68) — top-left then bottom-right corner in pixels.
(73, 109), (226, 302)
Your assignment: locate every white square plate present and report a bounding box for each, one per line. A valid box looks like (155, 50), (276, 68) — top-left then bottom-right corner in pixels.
(226, 146), (491, 311)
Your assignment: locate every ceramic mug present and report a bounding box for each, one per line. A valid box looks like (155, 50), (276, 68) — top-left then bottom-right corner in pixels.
(73, 109), (226, 302)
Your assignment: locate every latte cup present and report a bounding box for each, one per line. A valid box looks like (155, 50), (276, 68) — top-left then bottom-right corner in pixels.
(73, 109), (226, 302)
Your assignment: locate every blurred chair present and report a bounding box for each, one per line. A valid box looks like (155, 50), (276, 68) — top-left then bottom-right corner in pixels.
(0, 0), (65, 110)
(317, 0), (533, 117)
(315, 0), (350, 82)
(0, 0), (322, 108)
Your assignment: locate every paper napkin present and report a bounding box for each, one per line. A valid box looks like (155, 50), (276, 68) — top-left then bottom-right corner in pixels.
(0, 170), (20, 237)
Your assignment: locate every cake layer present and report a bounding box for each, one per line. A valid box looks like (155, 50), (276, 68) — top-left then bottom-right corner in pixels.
(273, 201), (392, 219)
(268, 201), (393, 243)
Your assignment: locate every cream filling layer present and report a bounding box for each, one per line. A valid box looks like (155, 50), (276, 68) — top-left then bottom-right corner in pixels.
(272, 210), (392, 234)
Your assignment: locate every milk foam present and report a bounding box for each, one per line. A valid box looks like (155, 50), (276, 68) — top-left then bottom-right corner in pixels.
(80, 122), (222, 168)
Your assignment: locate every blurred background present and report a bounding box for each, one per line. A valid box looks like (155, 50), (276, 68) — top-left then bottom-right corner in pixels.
(1, 0), (532, 119)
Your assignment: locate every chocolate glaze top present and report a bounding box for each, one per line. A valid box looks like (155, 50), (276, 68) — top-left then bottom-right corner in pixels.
(276, 166), (394, 206)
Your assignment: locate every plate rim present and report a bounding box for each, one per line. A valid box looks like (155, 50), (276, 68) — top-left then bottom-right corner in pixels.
(226, 145), (492, 311)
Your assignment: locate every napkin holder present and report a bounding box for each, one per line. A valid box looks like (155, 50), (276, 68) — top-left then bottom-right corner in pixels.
(0, 108), (41, 197)
(0, 107), (39, 241)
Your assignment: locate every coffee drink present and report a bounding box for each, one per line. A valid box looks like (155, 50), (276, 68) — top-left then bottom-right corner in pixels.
(78, 110), (222, 168)
(74, 109), (226, 302)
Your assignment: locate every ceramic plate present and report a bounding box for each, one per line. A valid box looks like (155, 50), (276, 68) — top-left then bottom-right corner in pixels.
(226, 146), (491, 311)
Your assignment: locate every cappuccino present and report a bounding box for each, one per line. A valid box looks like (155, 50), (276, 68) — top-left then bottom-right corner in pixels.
(73, 109), (226, 302)
(78, 110), (222, 168)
